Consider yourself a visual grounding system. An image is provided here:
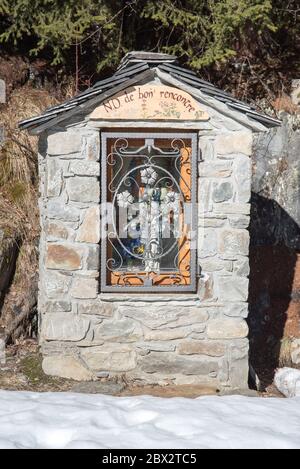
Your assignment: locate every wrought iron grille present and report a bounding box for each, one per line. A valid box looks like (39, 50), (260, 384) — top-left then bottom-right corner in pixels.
(100, 132), (197, 292)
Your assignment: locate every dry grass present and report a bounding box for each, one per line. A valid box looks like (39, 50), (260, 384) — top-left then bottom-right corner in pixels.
(0, 86), (58, 339)
(0, 85), (57, 246)
(279, 337), (293, 368)
(272, 94), (299, 115)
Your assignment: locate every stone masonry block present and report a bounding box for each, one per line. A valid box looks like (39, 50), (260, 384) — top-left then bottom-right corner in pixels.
(71, 277), (98, 299)
(80, 344), (136, 372)
(212, 181), (233, 203)
(218, 275), (249, 302)
(178, 340), (226, 357)
(47, 158), (63, 197)
(199, 161), (232, 178)
(45, 243), (82, 271)
(69, 160), (100, 177)
(41, 313), (90, 342)
(42, 356), (93, 381)
(233, 154), (251, 203)
(218, 229), (250, 258)
(77, 206), (100, 243)
(66, 177), (100, 203)
(215, 131), (252, 156)
(47, 132), (82, 156)
(207, 318), (249, 339)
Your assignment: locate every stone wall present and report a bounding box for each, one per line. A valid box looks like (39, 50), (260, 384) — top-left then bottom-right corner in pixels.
(38, 118), (252, 390)
(249, 111), (300, 384)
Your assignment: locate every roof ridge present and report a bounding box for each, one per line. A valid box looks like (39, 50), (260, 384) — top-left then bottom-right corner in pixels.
(19, 55), (281, 131)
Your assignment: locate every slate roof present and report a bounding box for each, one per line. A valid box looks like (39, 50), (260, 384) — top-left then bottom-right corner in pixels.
(19, 52), (281, 131)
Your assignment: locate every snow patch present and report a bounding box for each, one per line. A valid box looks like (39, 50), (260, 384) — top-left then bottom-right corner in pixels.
(275, 367), (300, 397)
(0, 390), (300, 449)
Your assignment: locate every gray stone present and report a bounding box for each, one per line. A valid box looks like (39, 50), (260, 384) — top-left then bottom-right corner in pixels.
(42, 356), (93, 381)
(0, 124), (5, 147)
(219, 357), (230, 385)
(0, 333), (5, 365)
(47, 199), (80, 222)
(95, 372), (110, 378)
(252, 115), (300, 250)
(291, 339), (300, 365)
(120, 306), (208, 329)
(136, 342), (176, 352)
(77, 206), (100, 243)
(218, 229), (250, 258)
(233, 154), (251, 203)
(198, 229), (217, 258)
(223, 303), (249, 318)
(198, 216), (227, 228)
(45, 243), (82, 271)
(45, 221), (70, 240)
(41, 313), (90, 341)
(178, 340), (226, 357)
(44, 300), (72, 313)
(69, 160), (100, 177)
(0, 79), (5, 103)
(71, 277), (98, 299)
(197, 273), (216, 302)
(189, 332), (206, 340)
(214, 203), (251, 216)
(71, 381), (125, 395)
(94, 318), (142, 343)
(212, 182), (233, 203)
(80, 344), (136, 372)
(47, 132), (82, 156)
(200, 257), (232, 272)
(75, 324), (104, 347)
(66, 177), (100, 203)
(207, 318), (248, 339)
(47, 158), (63, 197)
(74, 270), (99, 279)
(144, 327), (191, 341)
(44, 271), (72, 298)
(218, 275), (249, 302)
(227, 341), (249, 389)
(199, 137), (215, 161)
(215, 131), (252, 156)
(228, 215), (249, 229)
(219, 388), (258, 397)
(139, 353), (219, 376)
(85, 134), (100, 161)
(85, 245), (100, 270)
(291, 79), (300, 105)
(78, 302), (115, 317)
(233, 257), (250, 277)
(41, 341), (77, 356)
(199, 161), (232, 178)
(198, 180), (212, 214)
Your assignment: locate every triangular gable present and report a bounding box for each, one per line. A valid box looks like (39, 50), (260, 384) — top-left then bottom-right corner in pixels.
(89, 84), (209, 122)
(18, 54), (281, 134)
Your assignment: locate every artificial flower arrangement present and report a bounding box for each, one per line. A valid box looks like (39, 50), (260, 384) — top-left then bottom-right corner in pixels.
(116, 165), (180, 272)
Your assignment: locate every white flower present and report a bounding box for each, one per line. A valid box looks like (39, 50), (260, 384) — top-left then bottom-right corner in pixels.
(117, 190), (134, 208)
(164, 191), (180, 207)
(140, 167), (158, 186)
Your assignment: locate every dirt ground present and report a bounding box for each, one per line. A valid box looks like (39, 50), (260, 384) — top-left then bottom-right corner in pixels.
(0, 340), (283, 398)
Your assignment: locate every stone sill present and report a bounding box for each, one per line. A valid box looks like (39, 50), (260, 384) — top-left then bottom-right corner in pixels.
(98, 293), (213, 304)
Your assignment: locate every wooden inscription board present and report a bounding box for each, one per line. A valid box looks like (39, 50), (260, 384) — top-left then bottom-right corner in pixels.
(90, 85), (209, 121)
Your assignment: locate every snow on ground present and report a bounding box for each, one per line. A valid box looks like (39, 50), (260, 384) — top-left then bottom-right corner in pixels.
(0, 390), (300, 449)
(275, 368), (300, 398)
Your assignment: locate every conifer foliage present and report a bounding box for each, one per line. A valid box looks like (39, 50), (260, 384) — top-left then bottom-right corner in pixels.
(0, 0), (299, 100)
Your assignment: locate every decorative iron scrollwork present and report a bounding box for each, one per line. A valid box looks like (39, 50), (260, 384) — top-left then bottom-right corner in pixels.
(101, 133), (197, 292)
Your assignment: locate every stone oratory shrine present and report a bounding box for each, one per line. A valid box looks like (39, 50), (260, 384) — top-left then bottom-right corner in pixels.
(19, 52), (280, 389)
